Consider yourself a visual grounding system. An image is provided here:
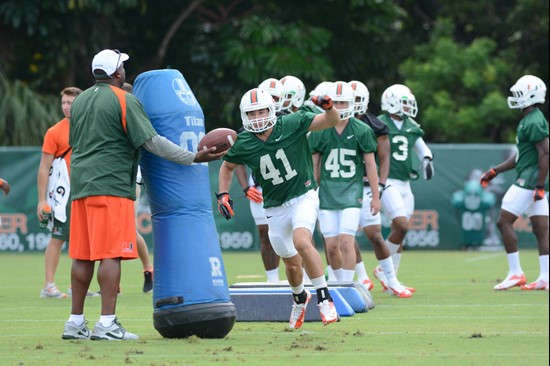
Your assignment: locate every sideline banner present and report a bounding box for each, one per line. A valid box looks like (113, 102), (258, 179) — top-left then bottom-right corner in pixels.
(0, 145), (544, 252)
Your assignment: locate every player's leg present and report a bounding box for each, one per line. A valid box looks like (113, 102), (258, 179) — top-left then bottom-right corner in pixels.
(42, 237), (67, 298)
(353, 240), (373, 289)
(136, 231), (153, 292)
(318, 209), (341, 280)
(251, 199), (281, 282)
(338, 208), (361, 282)
(494, 185), (532, 290)
(522, 194), (549, 290)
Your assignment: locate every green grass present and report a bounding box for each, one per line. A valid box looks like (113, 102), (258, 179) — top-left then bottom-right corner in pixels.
(0, 250), (548, 366)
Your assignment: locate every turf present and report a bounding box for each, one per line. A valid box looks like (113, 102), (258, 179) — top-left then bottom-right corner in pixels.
(0, 250), (548, 366)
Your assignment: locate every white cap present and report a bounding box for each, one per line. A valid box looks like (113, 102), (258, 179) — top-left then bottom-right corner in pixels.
(91, 49), (129, 78)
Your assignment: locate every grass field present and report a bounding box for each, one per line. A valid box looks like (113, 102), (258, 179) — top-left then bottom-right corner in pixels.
(0, 250), (548, 366)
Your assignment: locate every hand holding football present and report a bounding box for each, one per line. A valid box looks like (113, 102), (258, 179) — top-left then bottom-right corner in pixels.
(198, 128), (237, 153)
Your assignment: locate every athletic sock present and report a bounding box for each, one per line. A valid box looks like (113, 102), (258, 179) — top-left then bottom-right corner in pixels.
(540, 255), (549, 282)
(507, 252), (523, 275)
(333, 268), (344, 282)
(266, 268), (280, 283)
(302, 268), (311, 284)
(392, 253), (402, 274)
(99, 315), (116, 327)
(386, 240), (400, 256)
(341, 269), (355, 282)
(379, 256), (397, 282)
(355, 261), (369, 282)
(68, 314), (85, 326)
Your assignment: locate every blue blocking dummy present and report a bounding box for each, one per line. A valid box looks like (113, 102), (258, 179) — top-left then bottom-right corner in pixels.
(133, 69), (236, 339)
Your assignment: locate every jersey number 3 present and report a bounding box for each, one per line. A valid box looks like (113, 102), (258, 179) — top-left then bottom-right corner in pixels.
(260, 149), (297, 185)
(392, 135), (408, 161)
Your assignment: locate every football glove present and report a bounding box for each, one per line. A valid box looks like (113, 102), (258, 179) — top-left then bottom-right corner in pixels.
(422, 156), (434, 180)
(533, 186), (545, 201)
(244, 186), (263, 203)
(311, 95), (333, 110)
(0, 178), (9, 195)
(215, 192), (234, 220)
(480, 168), (497, 188)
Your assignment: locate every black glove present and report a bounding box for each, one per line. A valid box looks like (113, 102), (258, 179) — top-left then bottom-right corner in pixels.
(480, 168), (497, 188)
(215, 192), (234, 220)
(422, 156), (434, 180)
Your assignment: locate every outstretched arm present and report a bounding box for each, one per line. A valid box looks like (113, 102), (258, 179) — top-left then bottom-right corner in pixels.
(142, 135), (225, 165)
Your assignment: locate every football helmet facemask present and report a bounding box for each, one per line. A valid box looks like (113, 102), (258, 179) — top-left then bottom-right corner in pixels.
(348, 80), (370, 115)
(280, 75), (306, 111)
(326, 81), (355, 120)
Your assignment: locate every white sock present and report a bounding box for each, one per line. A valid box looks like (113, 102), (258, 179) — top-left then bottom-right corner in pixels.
(507, 252), (523, 275)
(290, 282), (305, 295)
(326, 265), (337, 282)
(46, 282), (55, 288)
(342, 269), (355, 282)
(386, 240), (400, 256)
(355, 261), (369, 281)
(68, 314), (85, 326)
(540, 255), (549, 282)
(333, 268), (344, 282)
(392, 253), (402, 274)
(310, 275), (328, 290)
(266, 268), (279, 283)
(379, 256), (397, 282)
(99, 315), (116, 327)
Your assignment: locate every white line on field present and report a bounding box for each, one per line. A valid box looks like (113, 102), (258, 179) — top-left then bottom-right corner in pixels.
(465, 253), (504, 262)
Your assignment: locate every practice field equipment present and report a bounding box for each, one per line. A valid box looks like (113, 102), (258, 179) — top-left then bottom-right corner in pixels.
(134, 69), (236, 339)
(229, 282), (369, 322)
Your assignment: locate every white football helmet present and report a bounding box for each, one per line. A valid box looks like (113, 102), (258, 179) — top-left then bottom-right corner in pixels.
(258, 78), (285, 112)
(348, 80), (370, 115)
(240, 88), (277, 133)
(326, 81), (355, 120)
(381, 84), (418, 118)
(507, 75), (547, 109)
(280, 75), (306, 111)
(309, 81), (333, 98)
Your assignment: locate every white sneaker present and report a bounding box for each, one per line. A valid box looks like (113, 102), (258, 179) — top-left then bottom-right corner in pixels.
(373, 266), (389, 291)
(317, 300), (339, 326)
(289, 289), (311, 329)
(40, 284), (67, 298)
(494, 273), (527, 290)
(62, 320), (91, 340)
(90, 318), (138, 340)
(386, 279), (412, 298)
(521, 278), (549, 291)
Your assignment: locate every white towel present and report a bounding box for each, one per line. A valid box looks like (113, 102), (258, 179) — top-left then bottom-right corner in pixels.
(46, 156), (71, 226)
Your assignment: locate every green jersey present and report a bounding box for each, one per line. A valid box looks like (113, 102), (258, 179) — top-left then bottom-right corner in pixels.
(70, 83), (157, 200)
(378, 114), (424, 181)
(224, 111), (317, 208)
(309, 118), (377, 209)
(514, 108), (549, 189)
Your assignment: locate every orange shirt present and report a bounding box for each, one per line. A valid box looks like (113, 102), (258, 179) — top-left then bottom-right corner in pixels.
(42, 118), (71, 175)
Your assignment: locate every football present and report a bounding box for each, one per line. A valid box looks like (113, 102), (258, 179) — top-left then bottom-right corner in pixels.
(198, 128), (237, 153)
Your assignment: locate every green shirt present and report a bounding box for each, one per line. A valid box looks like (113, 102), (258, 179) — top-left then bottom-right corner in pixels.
(224, 111), (317, 208)
(309, 118), (377, 209)
(378, 114), (424, 181)
(69, 83), (157, 200)
(514, 108), (549, 189)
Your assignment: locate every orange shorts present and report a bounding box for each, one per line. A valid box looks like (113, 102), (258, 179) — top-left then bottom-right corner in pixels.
(69, 195), (137, 261)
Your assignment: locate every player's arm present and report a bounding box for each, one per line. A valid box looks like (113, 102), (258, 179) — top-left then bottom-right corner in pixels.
(312, 152), (321, 185)
(480, 152), (517, 188)
(308, 96), (341, 132)
(364, 152), (380, 215)
(37, 152), (54, 220)
(534, 137), (549, 197)
(376, 135), (390, 185)
(414, 137), (434, 180)
(141, 135), (224, 164)
(0, 178), (10, 195)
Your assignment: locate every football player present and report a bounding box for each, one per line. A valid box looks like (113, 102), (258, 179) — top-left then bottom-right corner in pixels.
(280, 75), (306, 114)
(235, 78), (286, 283)
(375, 84), (434, 292)
(309, 81), (381, 286)
(218, 88), (340, 328)
(481, 75), (549, 291)
(349, 80), (411, 297)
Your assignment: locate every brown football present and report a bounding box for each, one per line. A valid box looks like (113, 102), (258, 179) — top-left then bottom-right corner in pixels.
(198, 128), (238, 153)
